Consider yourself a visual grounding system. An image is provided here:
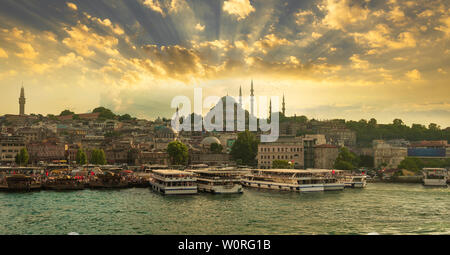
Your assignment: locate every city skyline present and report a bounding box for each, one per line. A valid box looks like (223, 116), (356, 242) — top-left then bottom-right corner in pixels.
(0, 0), (449, 126)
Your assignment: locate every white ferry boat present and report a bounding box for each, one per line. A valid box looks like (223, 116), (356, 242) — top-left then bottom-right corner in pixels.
(150, 170), (197, 195)
(191, 169), (243, 194)
(342, 174), (367, 188)
(422, 168), (447, 187)
(241, 169), (344, 192)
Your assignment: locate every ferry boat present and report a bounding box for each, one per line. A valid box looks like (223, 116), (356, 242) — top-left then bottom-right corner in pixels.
(89, 171), (128, 189)
(422, 168), (447, 187)
(43, 176), (84, 190)
(241, 169), (344, 192)
(341, 174), (367, 188)
(191, 169), (243, 194)
(5, 174), (41, 191)
(150, 170), (197, 195)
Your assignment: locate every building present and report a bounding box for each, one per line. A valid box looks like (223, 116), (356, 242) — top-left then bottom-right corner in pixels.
(408, 140), (449, 158)
(373, 140), (407, 168)
(303, 134), (326, 169)
(314, 144), (339, 169)
(26, 141), (66, 164)
(0, 135), (25, 164)
(257, 135), (304, 169)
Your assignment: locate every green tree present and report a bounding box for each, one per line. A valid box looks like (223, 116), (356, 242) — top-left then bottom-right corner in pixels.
(97, 149), (106, 165)
(167, 141), (189, 165)
(272, 160), (292, 169)
(333, 147), (358, 170)
(60, 109), (75, 116)
(93, 107), (116, 119)
(210, 143), (223, 153)
(230, 131), (259, 166)
(398, 157), (423, 172)
(76, 148), (87, 165)
(17, 148), (29, 166)
(90, 149), (99, 165)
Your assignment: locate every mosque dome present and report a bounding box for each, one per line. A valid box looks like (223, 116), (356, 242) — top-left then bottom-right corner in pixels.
(201, 136), (221, 146)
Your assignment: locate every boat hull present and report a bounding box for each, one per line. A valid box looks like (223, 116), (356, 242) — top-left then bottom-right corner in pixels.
(323, 183), (345, 191)
(242, 180), (327, 192)
(423, 178), (447, 186)
(198, 183), (243, 194)
(150, 181), (197, 195)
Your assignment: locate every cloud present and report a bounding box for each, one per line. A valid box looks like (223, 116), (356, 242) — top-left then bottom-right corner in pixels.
(143, 0), (165, 16)
(319, 0), (369, 30)
(223, 0), (255, 20)
(406, 69), (421, 80)
(66, 2), (78, 11)
(253, 33), (292, 54)
(15, 43), (38, 59)
(62, 22), (119, 57)
(0, 48), (8, 58)
(195, 23), (205, 31)
(295, 10), (315, 26)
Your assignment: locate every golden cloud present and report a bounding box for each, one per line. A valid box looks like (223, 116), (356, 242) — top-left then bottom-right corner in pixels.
(66, 2), (78, 11)
(223, 0), (255, 21)
(319, 0), (369, 30)
(0, 48), (8, 58)
(62, 22), (119, 57)
(253, 34), (292, 54)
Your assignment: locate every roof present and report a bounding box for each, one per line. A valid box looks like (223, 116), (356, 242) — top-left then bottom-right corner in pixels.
(152, 170), (193, 175)
(410, 140), (448, 147)
(314, 144), (337, 148)
(201, 136), (221, 146)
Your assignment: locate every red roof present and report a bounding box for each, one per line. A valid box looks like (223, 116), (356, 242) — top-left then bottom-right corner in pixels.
(410, 140), (447, 147)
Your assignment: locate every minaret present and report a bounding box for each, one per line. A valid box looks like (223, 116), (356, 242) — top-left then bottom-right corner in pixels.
(269, 99), (272, 120)
(250, 79), (254, 116)
(19, 85), (25, 116)
(282, 94), (286, 116)
(239, 86), (242, 106)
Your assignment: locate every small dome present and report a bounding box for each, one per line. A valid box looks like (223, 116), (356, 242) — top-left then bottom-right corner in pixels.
(201, 136), (221, 146)
(154, 125), (177, 134)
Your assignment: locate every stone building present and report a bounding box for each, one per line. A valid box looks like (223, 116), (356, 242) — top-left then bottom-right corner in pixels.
(373, 140), (407, 169)
(0, 135), (25, 164)
(314, 144), (339, 169)
(257, 136), (304, 169)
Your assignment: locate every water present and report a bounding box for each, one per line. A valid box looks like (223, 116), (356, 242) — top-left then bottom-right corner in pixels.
(1, 183), (450, 235)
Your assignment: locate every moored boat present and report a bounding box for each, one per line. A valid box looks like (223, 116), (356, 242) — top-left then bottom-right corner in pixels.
(191, 168), (243, 194)
(341, 174), (367, 188)
(5, 174), (33, 191)
(422, 168), (447, 187)
(150, 170), (197, 195)
(241, 169), (344, 192)
(43, 176), (84, 190)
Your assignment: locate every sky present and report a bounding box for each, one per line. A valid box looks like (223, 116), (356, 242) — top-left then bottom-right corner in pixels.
(0, 0), (449, 127)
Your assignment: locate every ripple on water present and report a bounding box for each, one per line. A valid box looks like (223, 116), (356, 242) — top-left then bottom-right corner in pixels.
(1, 183), (450, 234)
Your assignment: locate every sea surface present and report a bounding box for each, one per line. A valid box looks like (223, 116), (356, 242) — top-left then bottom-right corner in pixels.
(1, 183), (450, 235)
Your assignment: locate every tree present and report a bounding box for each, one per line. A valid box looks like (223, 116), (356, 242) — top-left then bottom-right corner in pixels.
(76, 148), (87, 165)
(17, 148), (29, 166)
(398, 157), (423, 172)
(167, 141), (189, 165)
(210, 143), (223, 153)
(98, 149), (106, 165)
(230, 131), (259, 166)
(272, 160), (292, 169)
(358, 155), (374, 168)
(90, 149), (106, 165)
(60, 109), (75, 116)
(393, 118), (404, 126)
(333, 147), (358, 170)
(93, 107), (116, 119)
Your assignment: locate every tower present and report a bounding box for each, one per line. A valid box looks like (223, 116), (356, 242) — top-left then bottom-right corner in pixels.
(19, 85), (25, 116)
(250, 79), (254, 116)
(239, 85), (242, 106)
(282, 94), (286, 116)
(269, 99), (272, 120)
